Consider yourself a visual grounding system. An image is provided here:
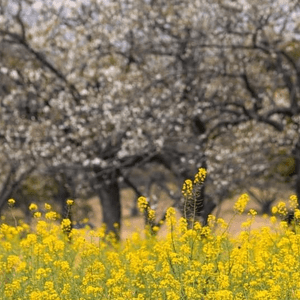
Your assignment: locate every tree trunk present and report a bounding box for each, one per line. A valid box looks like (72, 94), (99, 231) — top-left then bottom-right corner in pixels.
(57, 180), (71, 220)
(294, 139), (300, 205)
(97, 175), (121, 239)
(0, 166), (34, 214)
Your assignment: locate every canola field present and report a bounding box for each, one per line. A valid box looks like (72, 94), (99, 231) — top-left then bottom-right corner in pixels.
(1, 193), (300, 300)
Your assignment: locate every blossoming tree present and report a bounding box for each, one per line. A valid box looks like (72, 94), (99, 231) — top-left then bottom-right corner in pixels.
(0, 0), (300, 235)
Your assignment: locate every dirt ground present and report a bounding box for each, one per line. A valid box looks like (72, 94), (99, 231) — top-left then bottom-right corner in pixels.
(83, 188), (279, 239)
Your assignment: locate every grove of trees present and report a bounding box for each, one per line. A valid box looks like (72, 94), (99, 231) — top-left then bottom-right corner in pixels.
(1, 0), (300, 236)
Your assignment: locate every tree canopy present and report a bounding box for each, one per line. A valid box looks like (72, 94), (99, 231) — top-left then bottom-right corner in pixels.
(1, 0), (300, 234)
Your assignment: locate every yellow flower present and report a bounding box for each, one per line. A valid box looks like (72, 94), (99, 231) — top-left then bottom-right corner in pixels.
(182, 179), (193, 197)
(45, 211), (57, 220)
(152, 226), (159, 233)
(248, 209), (257, 216)
(29, 203), (38, 211)
(289, 194), (298, 209)
(61, 283), (71, 295)
(207, 214), (216, 228)
(241, 218), (253, 229)
(178, 217), (188, 233)
(33, 212), (41, 218)
(277, 201), (288, 216)
(44, 203), (51, 210)
(8, 198), (15, 207)
(66, 199), (74, 206)
(166, 207), (176, 228)
(194, 168), (207, 184)
(217, 218), (228, 229)
(294, 209), (300, 220)
(4, 191), (300, 299)
(233, 193), (249, 214)
(147, 208), (155, 221)
(61, 218), (72, 231)
(137, 196), (148, 213)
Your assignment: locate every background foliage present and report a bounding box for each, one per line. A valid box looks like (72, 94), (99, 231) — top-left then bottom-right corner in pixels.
(0, 0), (300, 233)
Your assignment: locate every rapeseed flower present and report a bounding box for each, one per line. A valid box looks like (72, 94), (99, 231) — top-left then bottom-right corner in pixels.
(182, 179), (193, 197)
(194, 167), (207, 184)
(8, 198), (15, 207)
(277, 201), (288, 216)
(66, 199), (74, 206)
(45, 203), (52, 210)
(45, 211), (57, 220)
(33, 211), (41, 218)
(29, 203), (38, 211)
(3, 175), (300, 299)
(166, 207), (176, 228)
(233, 193), (249, 214)
(137, 196), (148, 213)
(289, 195), (298, 209)
(61, 218), (72, 232)
(294, 209), (300, 220)
(147, 208), (155, 221)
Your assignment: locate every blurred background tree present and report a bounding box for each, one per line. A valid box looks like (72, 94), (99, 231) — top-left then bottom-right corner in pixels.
(0, 0), (300, 235)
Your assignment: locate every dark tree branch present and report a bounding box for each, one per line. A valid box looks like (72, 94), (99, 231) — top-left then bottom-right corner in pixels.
(241, 72), (262, 112)
(0, 30), (81, 104)
(122, 173), (143, 198)
(206, 117), (250, 138)
(265, 107), (296, 118)
(0, 165), (35, 212)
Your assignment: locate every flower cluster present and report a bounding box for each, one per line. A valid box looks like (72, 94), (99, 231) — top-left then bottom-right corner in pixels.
(137, 196), (148, 213)
(7, 199), (15, 207)
(182, 179), (193, 197)
(193, 168), (207, 184)
(272, 201), (288, 217)
(289, 195), (298, 210)
(137, 196), (156, 224)
(233, 193), (250, 214)
(1, 196), (300, 299)
(61, 218), (72, 232)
